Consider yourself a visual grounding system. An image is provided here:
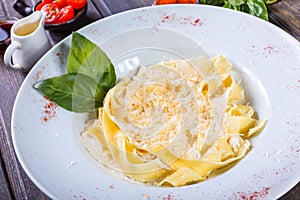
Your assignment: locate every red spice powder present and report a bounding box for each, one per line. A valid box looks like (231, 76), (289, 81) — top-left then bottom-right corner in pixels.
(290, 145), (300, 153)
(262, 45), (278, 57)
(55, 52), (65, 64)
(161, 194), (173, 200)
(194, 18), (200, 23)
(193, 18), (202, 26)
(160, 13), (203, 26)
(32, 66), (46, 82)
(236, 187), (271, 200)
(41, 96), (58, 122)
(161, 15), (170, 22)
(33, 70), (43, 82)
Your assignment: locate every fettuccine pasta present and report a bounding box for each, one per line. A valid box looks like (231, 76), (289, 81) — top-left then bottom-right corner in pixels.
(81, 55), (266, 186)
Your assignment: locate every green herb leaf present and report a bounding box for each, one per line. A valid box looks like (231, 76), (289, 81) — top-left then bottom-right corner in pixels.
(67, 32), (116, 92)
(34, 73), (106, 113)
(228, 0), (245, 6)
(200, 0), (271, 21)
(243, 0), (268, 21)
(223, 1), (242, 10)
(263, 0), (278, 4)
(199, 0), (225, 5)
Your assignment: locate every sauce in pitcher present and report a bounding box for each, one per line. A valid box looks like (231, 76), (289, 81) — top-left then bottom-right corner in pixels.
(14, 20), (40, 36)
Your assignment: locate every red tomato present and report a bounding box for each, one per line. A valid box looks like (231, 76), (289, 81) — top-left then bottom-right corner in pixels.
(56, 5), (74, 23)
(35, 2), (45, 11)
(53, 0), (68, 8)
(41, 3), (60, 24)
(35, 0), (52, 11)
(42, 0), (53, 4)
(66, 0), (87, 9)
(155, 0), (177, 4)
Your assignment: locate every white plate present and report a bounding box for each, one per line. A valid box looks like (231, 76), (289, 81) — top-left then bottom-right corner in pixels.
(12, 5), (300, 200)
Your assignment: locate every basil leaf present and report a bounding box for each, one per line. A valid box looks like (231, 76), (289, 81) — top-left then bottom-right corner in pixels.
(67, 32), (116, 92)
(228, 0), (244, 6)
(224, 1), (242, 10)
(199, 0), (225, 5)
(34, 73), (106, 113)
(263, 0), (278, 4)
(243, 0), (268, 21)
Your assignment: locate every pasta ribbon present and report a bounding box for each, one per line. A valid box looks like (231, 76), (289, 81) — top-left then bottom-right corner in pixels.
(81, 55), (266, 186)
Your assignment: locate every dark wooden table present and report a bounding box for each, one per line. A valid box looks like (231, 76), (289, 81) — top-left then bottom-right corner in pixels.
(0, 0), (299, 199)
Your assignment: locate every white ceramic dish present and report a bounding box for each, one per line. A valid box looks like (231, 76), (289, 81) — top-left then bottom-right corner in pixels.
(12, 5), (300, 200)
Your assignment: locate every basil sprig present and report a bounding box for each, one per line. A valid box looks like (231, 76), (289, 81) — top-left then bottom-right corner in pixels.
(67, 32), (116, 92)
(200, 0), (274, 21)
(34, 32), (116, 113)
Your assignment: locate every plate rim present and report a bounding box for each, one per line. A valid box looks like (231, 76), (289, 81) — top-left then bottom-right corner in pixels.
(11, 4), (300, 200)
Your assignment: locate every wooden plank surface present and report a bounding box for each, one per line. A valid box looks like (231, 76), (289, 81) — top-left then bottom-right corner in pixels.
(0, 1), (102, 199)
(102, 0), (153, 14)
(0, 0), (299, 199)
(0, 0), (47, 199)
(0, 156), (11, 199)
(268, 0), (300, 41)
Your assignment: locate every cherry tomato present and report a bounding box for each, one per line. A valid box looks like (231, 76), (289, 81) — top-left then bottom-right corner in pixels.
(155, 0), (176, 4)
(42, 0), (53, 4)
(66, 0), (87, 9)
(35, 2), (45, 11)
(53, 0), (68, 8)
(56, 5), (74, 23)
(35, 0), (52, 11)
(41, 3), (60, 24)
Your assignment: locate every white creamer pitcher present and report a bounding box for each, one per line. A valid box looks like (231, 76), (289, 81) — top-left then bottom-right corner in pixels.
(4, 11), (51, 72)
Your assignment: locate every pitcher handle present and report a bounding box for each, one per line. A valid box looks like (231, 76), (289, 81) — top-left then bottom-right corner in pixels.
(4, 42), (22, 70)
